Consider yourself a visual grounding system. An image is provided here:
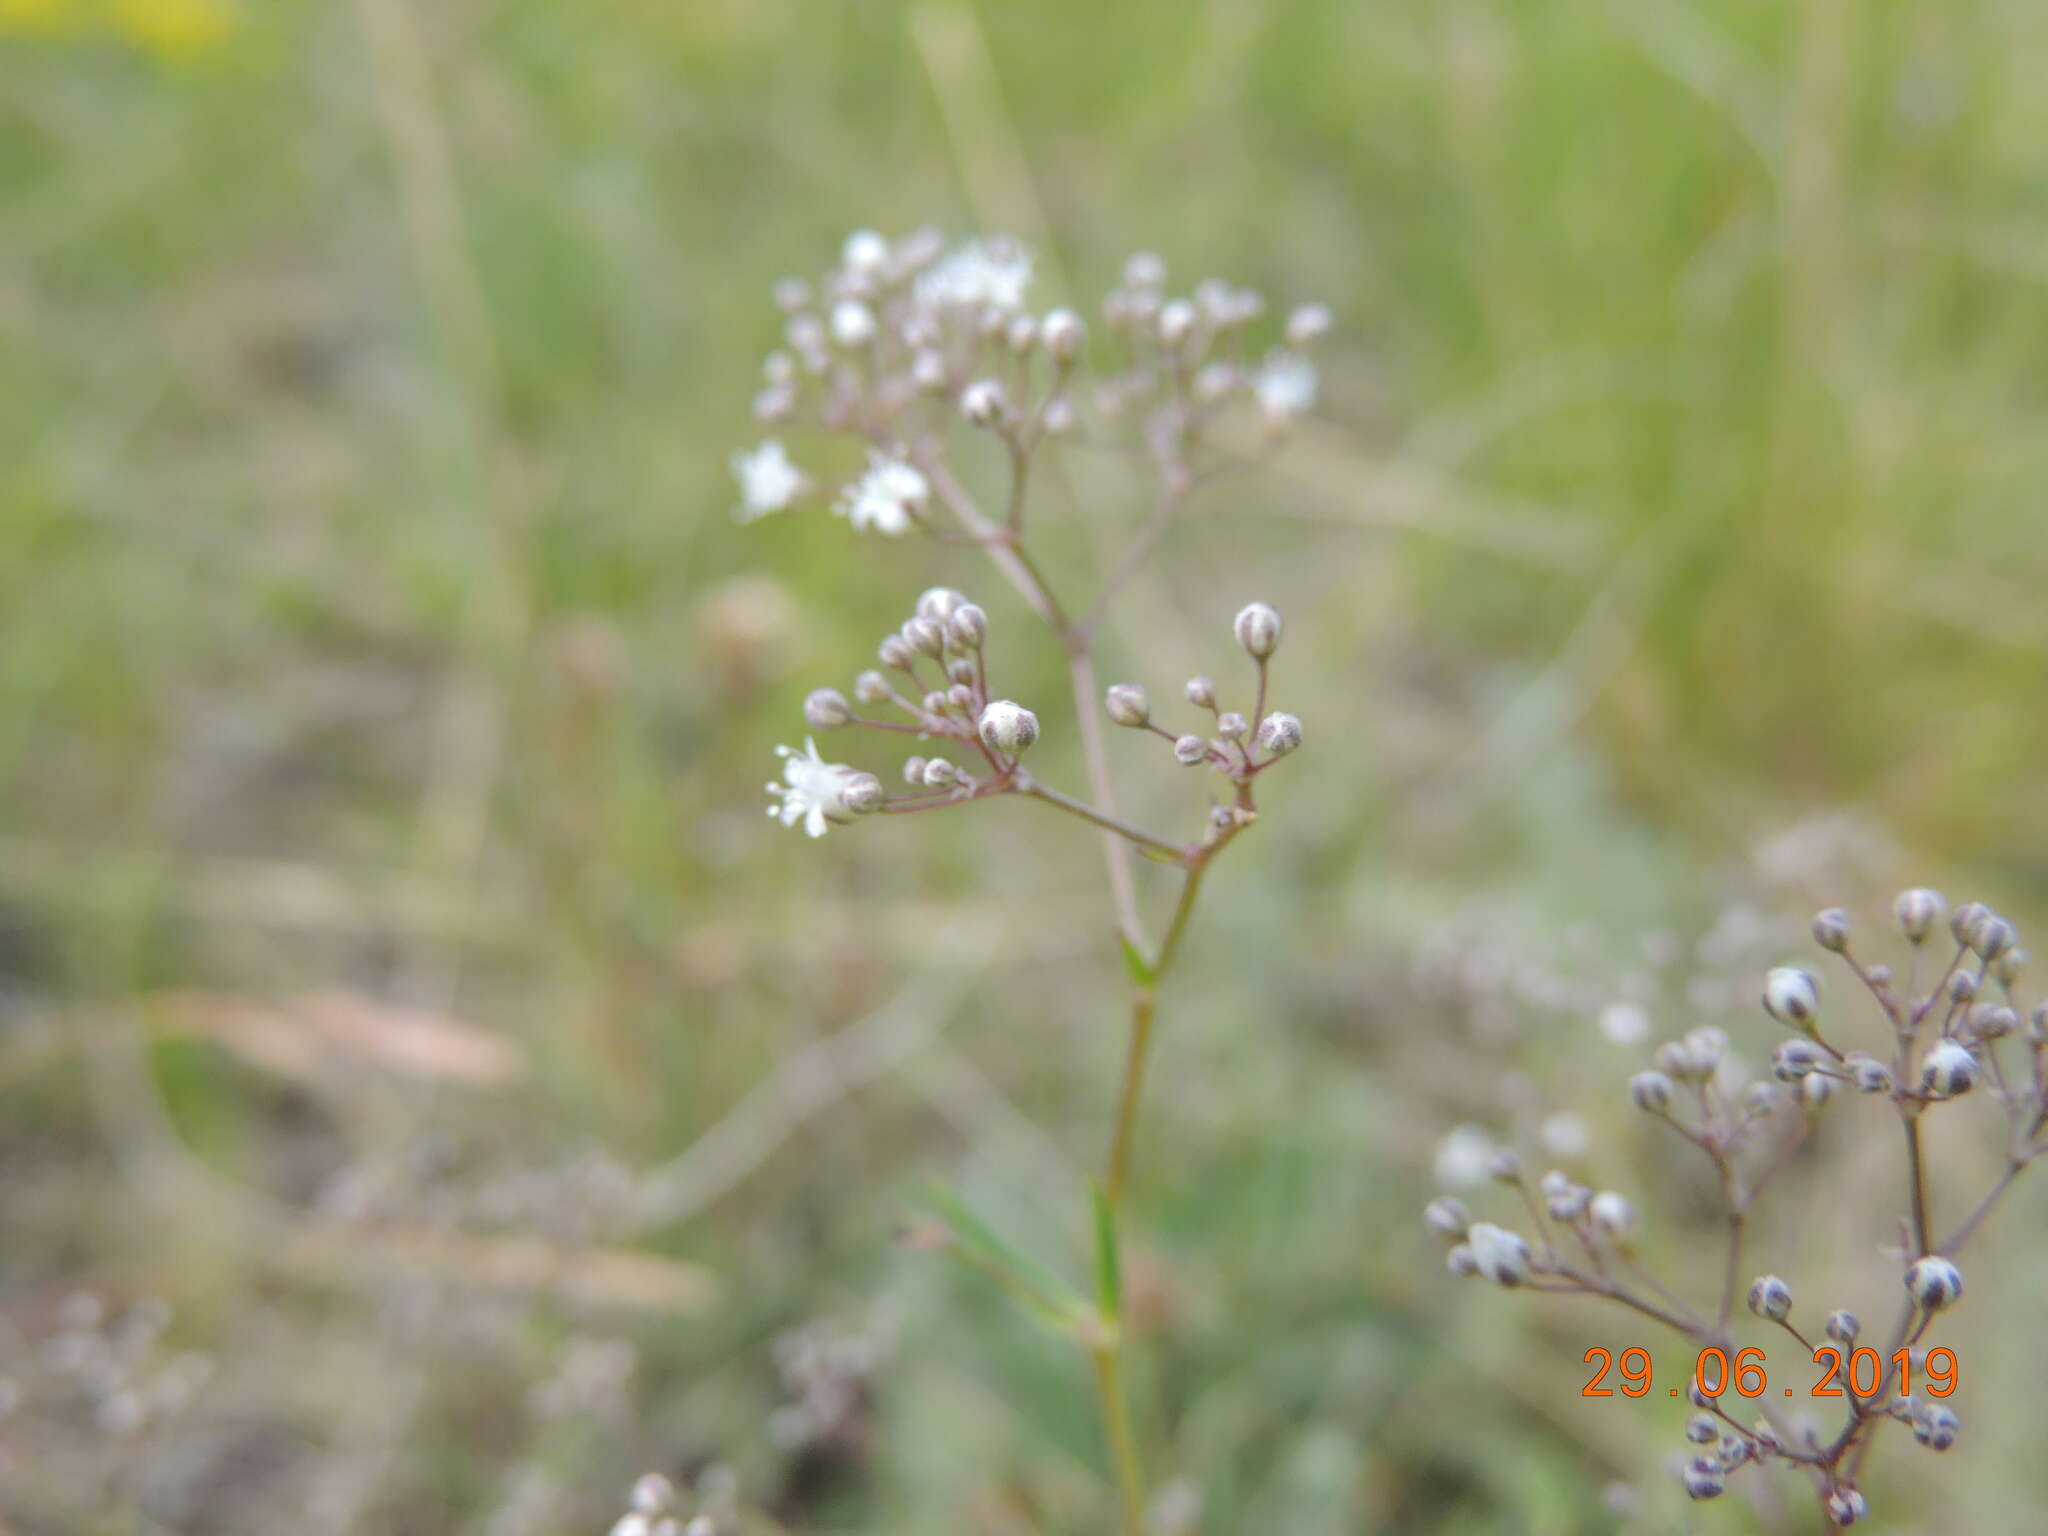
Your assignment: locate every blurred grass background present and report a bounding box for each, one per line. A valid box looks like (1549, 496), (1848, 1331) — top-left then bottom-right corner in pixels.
(3, 0), (2048, 1531)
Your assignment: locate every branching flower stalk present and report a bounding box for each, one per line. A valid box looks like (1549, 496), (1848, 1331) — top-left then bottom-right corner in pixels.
(1426, 893), (2047, 1529)
(736, 229), (1328, 1531)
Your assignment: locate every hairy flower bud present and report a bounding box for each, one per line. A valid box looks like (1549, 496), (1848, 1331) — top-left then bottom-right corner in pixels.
(947, 682), (977, 712)
(1105, 683), (1150, 728)
(1951, 901), (1990, 947)
(1683, 1026), (1727, 1075)
(912, 349), (949, 394)
(803, 688), (852, 729)
(1486, 1148), (1523, 1185)
(921, 758), (959, 788)
(1172, 734), (1209, 766)
(841, 772), (885, 815)
(1747, 1274), (1793, 1321)
(1255, 712), (1303, 757)
(1630, 1070), (1675, 1113)
(1825, 1488), (1868, 1526)
(916, 587), (968, 624)
(1446, 1243), (1478, 1278)
(977, 700), (1039, 755)
(1972, 913), (2016, 961)
(1041, 307), (1086, 363)
(1682, 1459), (1726, 1501)
(1799, 1072), (1835, 1108)
(1216, 711), (1249, 742)
(1763, 967), (1820, 1030)
(1770, 1039), (1822, 1081)
(830, 298), (877, 348)
(1904, 1255), (1963, 1312)
(1895, 888), (1946, 943)
(1465, 1222), (1531, 1286)
(902, 756), (926, 784)
(1233, 601), (1283, 660)
(1845, 1052), (1894, 1094)
(960, 378), (1007, 426)
(947, 604), (988, 651)
(1913, 1402), (1959, 1451)
(1825, 1309), (1860, 1344)
(1918, 1039), (1976, 1099)
(1184, 675), (1217, 709)
(1158, 299), (1197, 348)
(902, 617), (946, 658)
(1589, 1191), (1635, 1237)
(1811, 908), (1852, 953)
(879, 635), (916, 671)
(1744, 1080), (1784, 1114)
(854, 670), (890, 704)
(1423, 1196), (1471, 1241)
(1685, 1413), (1718, 1445)
(1969, 1005), (2018, 1041)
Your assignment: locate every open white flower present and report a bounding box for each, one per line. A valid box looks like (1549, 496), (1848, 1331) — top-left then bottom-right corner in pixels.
(915, 237), (1034, 313)
(1253, 350), (1318, 422)
(835, 451), (929, 536)
(765, 739), (878, 838)
(731, 439), (805, 522)
(1433, 1124), (1496, 1189)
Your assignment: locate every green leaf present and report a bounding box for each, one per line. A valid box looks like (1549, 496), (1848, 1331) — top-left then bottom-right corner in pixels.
(922, 1182), (1085, 1334)
(1119, 935), (1156, 987)
(1091, 1182), (1122, 1321)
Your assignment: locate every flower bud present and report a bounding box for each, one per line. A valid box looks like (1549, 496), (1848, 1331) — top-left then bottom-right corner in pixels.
(1744, 1080), (1784, 1114)
(1951, 901), (1991, 947)
(841, 229), (888, 276)
(912, 349), (950, 393)
(1446, 1244), (1478, 1278)
(1682, 1458), (1725, 1501)
(1683, 1026), (1727, 1075)
(917, 587), (968, 623)
(1285, 302), (1333, 347)
(1105, 683), (1150, 728)
(1948, 969), (1979, 1006)
(948, 604), (988, 651)
(1041, 397), (1076, 434)
(1233, 601), (1283, 660)
(1005, 315), (1037, 353)
(1157, 299), (1197, 348)
(1255, 712), (1303, 757)
(921, 758), (959, 788)
(773, 277), (811, 313)
(1123, 250), (1165, 288)
(1895, 888), (1946, 942)
(804, 688), (852, 729)
(1184, 675), (1217, 709)
(841, 772), (885, 815)
(1969, 1005), (2017, 1041)
(1918, 1039), (1976, 1099)
(1747, 1274), (1793, 1321)
(1589, 1191), (1635, 1237)
(1845, 1052), (1893, 1094)
(1825, 1309), (1860, 1344)
(902, 756), (926, 784)
(1973, 914), (2016, 961)
(947, 657), (977, 685)
(1217, 711), (1249, 741)
(922, 690), (951, 718)
(1913, 1402), (1959, 1451)
(977, 700), (1039, 755)
(1486, 1148), (1523, 1185)
(960, 378), (1007, 426)
(1763, 967), (1820, 1030)
(879, 635), (916, 671)
(1799, 1072), (1835, 1108)
(1466, 1222), (1531, 1286)
(1903, 1255), (1963, 1312)
(854, 670), (890, 704)
(1811, 908), (1852, 953)
(1992, 946), (2026, 986)
(1770, 1039), (1821, 1081)
(1685, 1413), (1718, 1445)
(902, 616), (946, 658)
(947, 682), (977, 712)
(1172, 734), (1208, 766)
(1825, 1488), (1868, 1527)
(2029, 1004), (2048, 1046)
(1629, 1070), (1675, 1113)
(1423, 1196), (1471, 1241)
(1041, 308), (1086, 363)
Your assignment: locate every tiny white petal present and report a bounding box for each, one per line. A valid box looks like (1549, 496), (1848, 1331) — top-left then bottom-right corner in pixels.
(1254, 351), (1318, 421)
(731, 439), (805, 522)
(835, 451), (930, 537)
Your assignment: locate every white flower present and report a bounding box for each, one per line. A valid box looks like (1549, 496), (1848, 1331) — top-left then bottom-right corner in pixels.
(915, 238), (1034, 313)
(1254, 350), (1318, 422)
(764, 739), (874, 838)
(835, 451), (929, 536)
(841, 228), (890, 277)
(830, 299), (876, 347)
(1433, 1124), (1495, 1189)
(1466, 1221), (1531, 1285)
(731, 439), (804, 522)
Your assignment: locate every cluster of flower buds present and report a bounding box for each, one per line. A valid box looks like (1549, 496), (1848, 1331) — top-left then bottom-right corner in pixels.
(766, 587), (1042, 836)
(729, 230), (1331, 527)
(1425, 886), (2041, 1521)
(606, 1474), (713, 1536)
(1103, 601), (1302, 827)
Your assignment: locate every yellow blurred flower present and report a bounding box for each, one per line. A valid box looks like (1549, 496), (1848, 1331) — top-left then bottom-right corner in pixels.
(112, 0), (233, 61)
(0, 0), (75, 36)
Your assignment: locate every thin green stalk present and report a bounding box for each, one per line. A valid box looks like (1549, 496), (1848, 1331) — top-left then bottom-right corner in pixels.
(1089, 1339), (1147, 1536)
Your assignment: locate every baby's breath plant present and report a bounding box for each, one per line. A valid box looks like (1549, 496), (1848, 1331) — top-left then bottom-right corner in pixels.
(732, 228), (1328, 1530)
(1429, 893), (2048, 1528)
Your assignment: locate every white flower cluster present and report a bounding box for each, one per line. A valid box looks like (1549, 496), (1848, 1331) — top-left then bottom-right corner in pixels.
(729, 228), (1331, 530)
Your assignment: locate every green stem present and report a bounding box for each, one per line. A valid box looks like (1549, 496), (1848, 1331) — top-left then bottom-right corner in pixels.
(1089, 1339), (1147, 1536)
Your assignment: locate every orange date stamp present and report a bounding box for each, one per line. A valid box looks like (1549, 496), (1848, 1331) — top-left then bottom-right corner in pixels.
(1581, 1345), (1959, 1401)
